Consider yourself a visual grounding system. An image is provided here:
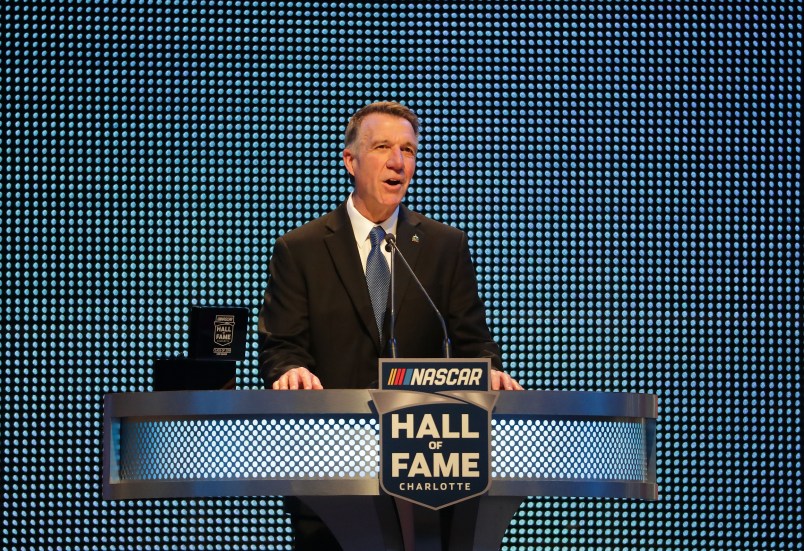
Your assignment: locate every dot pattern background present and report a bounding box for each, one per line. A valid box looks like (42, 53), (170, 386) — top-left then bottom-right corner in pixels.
(4, 2), (801, 550)
(120, 417), (381, 481)
(115, 416), (647, 482)
(491, 419), (647, 481)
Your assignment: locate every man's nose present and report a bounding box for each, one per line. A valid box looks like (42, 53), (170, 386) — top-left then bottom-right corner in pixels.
(386, 147), (404, 170)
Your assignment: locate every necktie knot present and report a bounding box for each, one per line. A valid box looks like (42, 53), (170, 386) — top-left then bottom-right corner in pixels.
(369, 226), (386, 249)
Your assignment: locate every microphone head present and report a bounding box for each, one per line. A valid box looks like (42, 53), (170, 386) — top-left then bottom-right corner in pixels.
(384, 233), (396, 252)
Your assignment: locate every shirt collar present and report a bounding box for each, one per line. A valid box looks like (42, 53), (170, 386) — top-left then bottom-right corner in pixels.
(346, 193), (399, 243)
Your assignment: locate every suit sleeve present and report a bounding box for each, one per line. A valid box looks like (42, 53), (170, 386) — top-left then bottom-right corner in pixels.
(258, 236), (316, 387)
(446, 232), (504, 370)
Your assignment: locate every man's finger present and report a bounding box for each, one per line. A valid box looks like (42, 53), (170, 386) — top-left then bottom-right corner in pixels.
(298, 369), (313, 389)
(503, 374), (514, 391)
(287, 371), (300, 390)
(272, 367), (322, 390)
(273, 376), (287, 390)
(491, 370), (524, 391)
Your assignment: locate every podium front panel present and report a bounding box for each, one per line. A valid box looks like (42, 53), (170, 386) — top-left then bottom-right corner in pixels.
(104, 389), (657, 500)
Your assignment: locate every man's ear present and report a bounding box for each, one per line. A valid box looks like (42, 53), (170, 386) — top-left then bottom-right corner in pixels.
(343, 148), (356, 177)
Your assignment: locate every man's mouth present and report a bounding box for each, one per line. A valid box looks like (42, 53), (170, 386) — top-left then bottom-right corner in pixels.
(384, 178), (403, 186)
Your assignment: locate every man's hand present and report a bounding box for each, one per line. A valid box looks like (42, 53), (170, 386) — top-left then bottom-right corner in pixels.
(272, 367), (324, 390)
(491, 370), (523, 391)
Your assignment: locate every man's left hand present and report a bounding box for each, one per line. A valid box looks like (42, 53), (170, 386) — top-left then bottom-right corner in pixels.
(491, 370), (524, 391)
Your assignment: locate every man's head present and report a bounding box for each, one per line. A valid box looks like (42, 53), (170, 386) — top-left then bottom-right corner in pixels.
(344, 101), (420, 149)
(343, 102), (420, 223)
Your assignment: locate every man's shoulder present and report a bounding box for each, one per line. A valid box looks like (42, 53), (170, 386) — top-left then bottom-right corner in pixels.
(276, 203), (466, 244)
(403, 206), (465, 239)
(279, 204), (347, 243)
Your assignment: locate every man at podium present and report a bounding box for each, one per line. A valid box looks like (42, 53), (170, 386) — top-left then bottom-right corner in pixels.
(257, 100), (521, 550)
(258, 101), (522, 393)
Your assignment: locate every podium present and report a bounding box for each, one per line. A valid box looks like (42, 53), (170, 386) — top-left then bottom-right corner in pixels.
(104, 389), (657, 550)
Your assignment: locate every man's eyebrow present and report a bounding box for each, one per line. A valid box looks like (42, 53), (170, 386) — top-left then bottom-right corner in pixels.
(368, 138), (417, 150)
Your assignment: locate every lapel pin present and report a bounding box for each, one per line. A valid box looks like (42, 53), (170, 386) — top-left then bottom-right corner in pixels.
(412, 234), (420, 243)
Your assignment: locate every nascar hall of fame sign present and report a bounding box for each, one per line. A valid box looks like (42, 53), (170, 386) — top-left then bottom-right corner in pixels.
(369, 358), (497, 510)
(213, 314), (235, 353)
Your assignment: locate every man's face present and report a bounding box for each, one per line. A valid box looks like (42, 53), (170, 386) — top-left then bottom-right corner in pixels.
(343, 112), (418, 223)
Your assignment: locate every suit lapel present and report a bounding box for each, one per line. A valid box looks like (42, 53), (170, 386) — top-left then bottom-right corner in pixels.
(324, 204), (384, 351)
(393, 205), (424, 319)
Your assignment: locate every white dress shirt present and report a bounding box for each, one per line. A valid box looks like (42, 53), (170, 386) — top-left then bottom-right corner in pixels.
(346, 193), (399, 274)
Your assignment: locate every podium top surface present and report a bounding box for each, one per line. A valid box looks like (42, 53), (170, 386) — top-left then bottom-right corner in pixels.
(105, 388), (658, 419)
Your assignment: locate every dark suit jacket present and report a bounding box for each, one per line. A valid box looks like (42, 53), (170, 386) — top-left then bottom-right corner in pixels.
(258, 202), (502, 389)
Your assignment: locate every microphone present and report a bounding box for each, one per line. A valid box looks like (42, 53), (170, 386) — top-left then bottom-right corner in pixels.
(386, 233), (399, 358)
(384, 233), (452, 358)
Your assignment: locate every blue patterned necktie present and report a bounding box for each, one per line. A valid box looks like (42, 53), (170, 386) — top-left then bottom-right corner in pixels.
(366, 226), (390, 343)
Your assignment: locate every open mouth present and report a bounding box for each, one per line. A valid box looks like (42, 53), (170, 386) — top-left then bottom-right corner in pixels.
(384, 178), (403, 186)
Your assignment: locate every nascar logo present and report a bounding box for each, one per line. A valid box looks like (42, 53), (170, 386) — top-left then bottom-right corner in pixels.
(386, 367), (484, 387)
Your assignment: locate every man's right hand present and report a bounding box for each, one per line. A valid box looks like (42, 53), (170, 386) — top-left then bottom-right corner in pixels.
(272, 367), (324, 390)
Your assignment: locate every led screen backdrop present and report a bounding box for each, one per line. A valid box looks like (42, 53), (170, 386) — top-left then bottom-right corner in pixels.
(4, 2), (801, 550)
